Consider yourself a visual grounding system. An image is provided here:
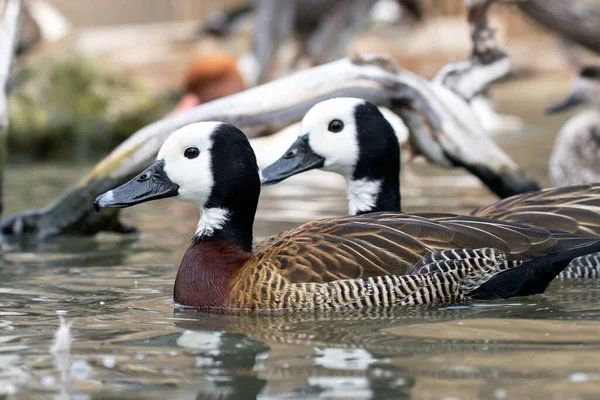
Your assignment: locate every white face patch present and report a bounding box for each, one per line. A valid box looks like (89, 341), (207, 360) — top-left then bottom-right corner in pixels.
(347, 178), (382, 215)
(158, 122), (221, 208)
(301, 98), (364, 177)
(157, 122), (231, 235)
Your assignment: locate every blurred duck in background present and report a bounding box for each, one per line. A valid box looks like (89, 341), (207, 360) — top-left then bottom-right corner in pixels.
(171, 53), (254, 114)
(546, 65), (600, 187)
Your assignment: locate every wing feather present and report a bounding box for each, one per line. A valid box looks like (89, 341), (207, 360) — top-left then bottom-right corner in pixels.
(472, 184), (600, 237)
(253, 212), (598, 284)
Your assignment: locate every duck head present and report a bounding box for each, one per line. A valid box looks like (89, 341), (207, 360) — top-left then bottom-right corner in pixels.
(94, 122), (260, 251)
(260, 98), (401, 215)
(547, 66), (600, 114)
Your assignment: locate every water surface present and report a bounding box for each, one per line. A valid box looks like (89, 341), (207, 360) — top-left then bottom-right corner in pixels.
(3, 75), (600, 399)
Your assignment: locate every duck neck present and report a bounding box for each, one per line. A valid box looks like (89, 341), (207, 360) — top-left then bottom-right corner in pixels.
(174, 238), (252, 309)
(193, 205), (254, 252)
(177, 185), (258, 309)
(350, 103), (402, 214)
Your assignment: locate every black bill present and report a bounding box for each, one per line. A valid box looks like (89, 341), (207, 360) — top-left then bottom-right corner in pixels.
(546, 92), (584, 114)
(93, 160), (179, 211)
(260, 135), (325, 185)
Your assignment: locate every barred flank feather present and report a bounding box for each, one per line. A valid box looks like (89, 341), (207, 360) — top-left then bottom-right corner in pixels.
(559, 253), (600, 278)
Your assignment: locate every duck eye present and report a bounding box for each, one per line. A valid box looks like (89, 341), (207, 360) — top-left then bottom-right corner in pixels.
(328, 119), (344, 133)
(184, 146), (200, 159)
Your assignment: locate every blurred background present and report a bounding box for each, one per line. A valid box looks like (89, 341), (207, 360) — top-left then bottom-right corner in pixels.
(7, 0), (595, 161)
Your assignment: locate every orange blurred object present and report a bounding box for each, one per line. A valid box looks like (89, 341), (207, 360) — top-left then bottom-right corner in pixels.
(172, 54), (246, 114)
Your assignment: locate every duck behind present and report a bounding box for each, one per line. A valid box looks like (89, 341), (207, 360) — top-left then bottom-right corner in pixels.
(260, 97), (600, 278)
(94, 122), (600, 310)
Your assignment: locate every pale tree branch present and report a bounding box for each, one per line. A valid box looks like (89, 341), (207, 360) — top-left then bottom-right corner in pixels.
(0, 54), (538, 239)
(0, 0), (22, 217)
(433, 0), (511, 101)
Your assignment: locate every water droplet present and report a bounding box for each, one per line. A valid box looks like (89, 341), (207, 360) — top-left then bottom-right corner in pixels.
(0, 382), (17, 395)
(70, 360), (92, 381)
(195, 357), (213, 367)
(102, 356), (116, 369)
(570, 373), (589, 383)
(392, 377), (406, 387)
(41, 375), (56, 386)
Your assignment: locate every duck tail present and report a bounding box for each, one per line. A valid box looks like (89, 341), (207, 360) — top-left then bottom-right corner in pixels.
(470, 237), (600, 300)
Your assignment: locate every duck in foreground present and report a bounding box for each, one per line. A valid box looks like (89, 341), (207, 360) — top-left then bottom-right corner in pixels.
(546, 65), (600, 187)
(94, 122), (600, 310)
(260, 98), (600, 278)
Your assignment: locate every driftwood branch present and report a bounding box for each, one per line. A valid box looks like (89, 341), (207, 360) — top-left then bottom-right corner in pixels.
(0, 0), (22, 217)
(0, 54), (538, 239)
(517, 0), (600, 55)
(433, 0), (511, 100)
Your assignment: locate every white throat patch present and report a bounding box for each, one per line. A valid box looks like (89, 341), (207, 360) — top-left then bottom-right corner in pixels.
(195, 207), (230, 237)
(347, 179), (382, 215)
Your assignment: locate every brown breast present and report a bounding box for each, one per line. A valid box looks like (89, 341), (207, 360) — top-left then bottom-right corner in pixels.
(174, 239), (251, 309)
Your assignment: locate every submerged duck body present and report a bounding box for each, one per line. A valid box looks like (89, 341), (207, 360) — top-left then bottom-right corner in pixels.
(94, 122), (600, 310)
(260, 97), (600, 279)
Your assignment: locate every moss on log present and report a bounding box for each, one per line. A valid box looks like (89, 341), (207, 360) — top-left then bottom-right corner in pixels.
(7, 53), (171, 160)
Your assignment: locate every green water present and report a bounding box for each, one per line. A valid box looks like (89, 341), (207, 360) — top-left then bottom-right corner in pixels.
(3, 76), (600, 399)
